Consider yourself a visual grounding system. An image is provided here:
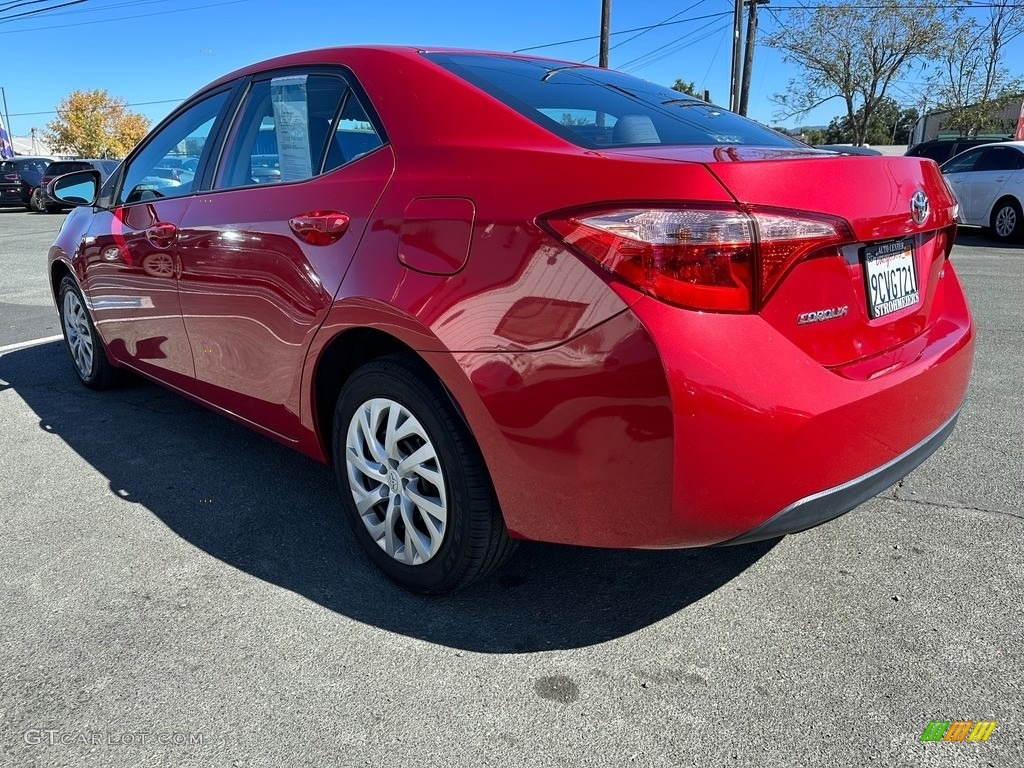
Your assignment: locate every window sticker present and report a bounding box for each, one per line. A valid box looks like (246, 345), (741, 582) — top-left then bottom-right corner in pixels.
(270, 75), (312, 182)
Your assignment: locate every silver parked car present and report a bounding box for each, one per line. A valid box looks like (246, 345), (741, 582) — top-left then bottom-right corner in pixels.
(941, 141), (1024, 242)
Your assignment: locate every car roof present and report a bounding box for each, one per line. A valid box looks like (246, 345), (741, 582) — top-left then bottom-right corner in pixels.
(47, 159), (114, 165)
(200, 45), (580, 94)
(954, 140), (1024, 150)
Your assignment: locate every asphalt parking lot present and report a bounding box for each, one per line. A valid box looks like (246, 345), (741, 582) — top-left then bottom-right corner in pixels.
(1, 207), (1021, 767)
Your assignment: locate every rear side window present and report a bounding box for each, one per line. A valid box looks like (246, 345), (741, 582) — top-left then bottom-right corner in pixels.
(20, 160), (49, 178)
(976, 146), (1024, 172)
(324, 92), (384, 172)
(425, 53), (801, 149)
(216, 72), (382, 189)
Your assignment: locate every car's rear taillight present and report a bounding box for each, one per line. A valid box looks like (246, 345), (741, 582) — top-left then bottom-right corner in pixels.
(2, 172), (19, 182)
(544, 206), (852, 312)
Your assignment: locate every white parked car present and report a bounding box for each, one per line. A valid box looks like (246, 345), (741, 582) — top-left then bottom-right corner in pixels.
(941, 141), (1024, 242)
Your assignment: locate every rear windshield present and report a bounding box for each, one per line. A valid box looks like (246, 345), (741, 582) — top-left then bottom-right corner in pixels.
(46, 161), (90, 175)
(425, 53), (800, 150)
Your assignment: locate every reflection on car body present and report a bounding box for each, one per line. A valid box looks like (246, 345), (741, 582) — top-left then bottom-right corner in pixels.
(45, 46), (974, 594)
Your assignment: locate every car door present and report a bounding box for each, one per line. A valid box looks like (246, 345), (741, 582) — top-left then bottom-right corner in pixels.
(940, 148), (985, 224)
(174, 69), (394, 438)
(80, 89), (233, 391)
(962, 146), (1024, 225)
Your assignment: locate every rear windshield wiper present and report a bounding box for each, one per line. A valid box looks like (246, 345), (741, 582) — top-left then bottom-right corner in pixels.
(541, 65), (587, 82)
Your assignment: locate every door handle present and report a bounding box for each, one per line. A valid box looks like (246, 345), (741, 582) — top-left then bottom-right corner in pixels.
(146, 222), (177, 249)
(289, 211), (350, 245)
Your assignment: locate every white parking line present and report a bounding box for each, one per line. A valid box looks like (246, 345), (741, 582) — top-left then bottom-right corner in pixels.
(0, 335), (63, 355)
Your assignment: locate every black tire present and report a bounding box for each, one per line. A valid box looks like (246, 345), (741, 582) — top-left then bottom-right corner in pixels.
(990, 197), (1023, 243)
(332, 354), (516, 593)
(57, 275), (121, 390)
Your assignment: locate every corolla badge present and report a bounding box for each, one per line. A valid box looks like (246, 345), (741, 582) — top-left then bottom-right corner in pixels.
(797, 305), (849, 325)
(911, 189), (930, 225)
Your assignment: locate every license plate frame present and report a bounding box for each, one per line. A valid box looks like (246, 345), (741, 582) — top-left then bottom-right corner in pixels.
(863, 239), (920, 319)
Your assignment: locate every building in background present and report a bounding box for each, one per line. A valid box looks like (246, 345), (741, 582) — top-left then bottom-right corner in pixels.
(911, 96), (1024, 145)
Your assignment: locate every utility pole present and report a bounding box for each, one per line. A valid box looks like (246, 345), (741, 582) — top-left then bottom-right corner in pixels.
(730, 0), (743, 111)
(738, 0), (768, 116)
(599, 0), (612, 68)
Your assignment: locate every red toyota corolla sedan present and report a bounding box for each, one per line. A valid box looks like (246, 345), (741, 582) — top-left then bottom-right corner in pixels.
(47, 47), (974, 593)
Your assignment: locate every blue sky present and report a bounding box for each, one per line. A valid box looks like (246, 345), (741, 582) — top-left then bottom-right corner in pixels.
(2, 0), (1022, 139)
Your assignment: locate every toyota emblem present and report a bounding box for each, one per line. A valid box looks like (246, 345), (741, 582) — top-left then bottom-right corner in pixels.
(911, 189), (930, 225)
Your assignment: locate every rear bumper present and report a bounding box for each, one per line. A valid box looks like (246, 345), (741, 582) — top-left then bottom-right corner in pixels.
(0, 185), (28, 206)
(451, 261), (974, 549)
(719, 409), (960, 546)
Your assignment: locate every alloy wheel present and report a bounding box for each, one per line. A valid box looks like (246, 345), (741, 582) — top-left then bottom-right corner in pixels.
(994, 205), (1017, 239)
(62, 290), (94, 379)
(345, 397), (448, 566)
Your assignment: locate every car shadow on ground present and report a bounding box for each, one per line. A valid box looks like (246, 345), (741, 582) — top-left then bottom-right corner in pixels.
(1, 342), (777, 653)
(954, 227), (1022, 250)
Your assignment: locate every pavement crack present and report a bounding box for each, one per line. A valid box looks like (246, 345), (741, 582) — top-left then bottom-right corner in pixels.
(889, 493), (1023, 521)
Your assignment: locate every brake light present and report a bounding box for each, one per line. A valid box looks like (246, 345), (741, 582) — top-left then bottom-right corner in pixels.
(2, 173), (18, 182)
(544, 206), (851, 312)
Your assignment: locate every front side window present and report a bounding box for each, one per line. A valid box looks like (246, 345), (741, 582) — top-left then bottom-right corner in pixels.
(118, 90), (229, 205)
(941, 148), (984, 174)
(425, 53), (802, 150)
(216, 73), (360, 190)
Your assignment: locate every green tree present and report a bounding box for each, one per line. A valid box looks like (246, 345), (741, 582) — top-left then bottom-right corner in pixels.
(801, 128), (828, 145)
(45, 89), (149, 158)
(824, 98), (920, 144)
(928, 0), (1024, 136)
(671, 79), (699, 98)
(765, 1), (952, 145)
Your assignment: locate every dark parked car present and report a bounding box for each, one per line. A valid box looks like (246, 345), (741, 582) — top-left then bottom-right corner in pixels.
(46, 47), (974, 593)
(0, 157), (53, 210)
(36, 159), (119, 212)
(906, 137), (1008, 165)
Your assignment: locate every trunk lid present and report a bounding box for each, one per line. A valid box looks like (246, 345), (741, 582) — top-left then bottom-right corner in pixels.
(609, 147), (959, 368)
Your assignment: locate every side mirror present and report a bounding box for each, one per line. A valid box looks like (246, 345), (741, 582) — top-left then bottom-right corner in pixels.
(49, 169), (101, 207)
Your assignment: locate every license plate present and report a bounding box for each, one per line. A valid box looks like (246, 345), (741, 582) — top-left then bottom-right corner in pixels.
(863, 239), (920, 319)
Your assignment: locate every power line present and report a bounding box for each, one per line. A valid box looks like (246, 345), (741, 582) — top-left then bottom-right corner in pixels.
(513, 10), (733, 53)
(581, 0), (711, 64)
(0, 0), (252, 33)
(770, 3), (1013, 6)
(621, 18), (733, 73)
(0, 0), (87, 23)
(518, 1), (1017, 57)
(2, 0), (190, 21)
(699, 25), (729, 94)
(0, 0), (63, 14)
(8, 98), (185, 118)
